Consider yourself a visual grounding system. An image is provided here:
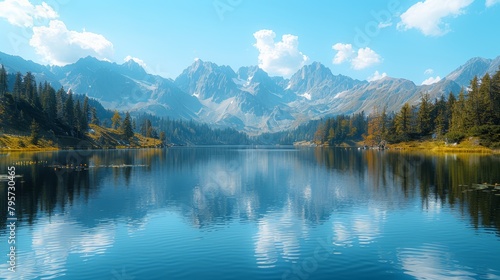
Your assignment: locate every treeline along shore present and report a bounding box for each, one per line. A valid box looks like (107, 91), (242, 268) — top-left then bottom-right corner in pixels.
(1, 65), (499, 152)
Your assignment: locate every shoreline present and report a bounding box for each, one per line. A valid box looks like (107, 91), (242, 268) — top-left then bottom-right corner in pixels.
(0, 126), (166, 152)
(294, 139), (499, 154)
(1, 138), (498, 154)
(0, 146), (166, 153)
(387, 139), (498, 154)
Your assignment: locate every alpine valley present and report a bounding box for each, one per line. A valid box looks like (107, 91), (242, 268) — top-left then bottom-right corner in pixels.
(1, 51), (500, 135)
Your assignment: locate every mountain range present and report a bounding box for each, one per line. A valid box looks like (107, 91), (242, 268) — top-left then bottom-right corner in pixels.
(1, 51), (499, 134)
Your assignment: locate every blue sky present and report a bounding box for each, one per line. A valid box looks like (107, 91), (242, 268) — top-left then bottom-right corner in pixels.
(0, 0), (499, 85)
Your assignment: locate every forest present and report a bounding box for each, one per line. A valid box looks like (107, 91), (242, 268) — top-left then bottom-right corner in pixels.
(314, 70), (500, 148)
(1, 64), (499, 148)
(0, 66), (250, 147)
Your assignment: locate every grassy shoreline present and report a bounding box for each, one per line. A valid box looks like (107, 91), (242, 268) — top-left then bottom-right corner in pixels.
(0, 124), (165, 152)
(2, 133), (498, 154)
(295, 138), (499, 154)
(388, 138), (497, 154)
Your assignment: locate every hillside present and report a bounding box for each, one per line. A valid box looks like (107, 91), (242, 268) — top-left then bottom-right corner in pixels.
(0, 125), (164, 152)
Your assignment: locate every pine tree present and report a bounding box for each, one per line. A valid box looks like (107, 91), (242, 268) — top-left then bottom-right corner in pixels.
(147, 125), (153, 138)
(111, 110), (121, 129)
(464, 76), (481, 128)
(395, 103), (411, 140)
(434, 95), (448, 136)
(380, 107), (387, 140)
(0, 64), (7, 95)
(41, 82), (57, 122)
(65, 90), (75, 127)
(13, 72), (23, 101)
(159, 131), (166, 144)
(446, 92), (456, 130)
(74, 99), (82, 132)
(141, 119), (153, 137)
(56, 87), (66, 120)
(362, 108), (385, 145)
(30, 119), (40, 145)
(450, 88), (466, 133)
(322, 119), (331, 143)
(491, 69), (500, 123)
(417, 93), (432, 136)
(150, 127), (158, 139)
(478, 74), (493, 125)
(37, 82), (43, 100)
(435, 109), (446, 136)
(121, 112), (134, 139)
(327, 127), (335, 144)
(33, 81), (42, 110)
(314, 123), (326, 143)
(82, 96), (89, 130)
(367, 112), (381, 145)
(23, 72), (36, 103)
(352, 111), (366, 138)
(90, 107), (100, 125)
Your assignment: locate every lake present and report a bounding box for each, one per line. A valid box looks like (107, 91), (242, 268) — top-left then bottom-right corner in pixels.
(1, 147), (500, 279)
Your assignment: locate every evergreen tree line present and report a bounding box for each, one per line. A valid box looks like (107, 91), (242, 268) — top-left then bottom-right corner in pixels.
(315, 69), (500, 148)
(134, 113), (251, 145)
(95, 111), (250, 145)
(109, 110), (138, 140)
(0, 66), (93, 140)
(5, 64), (497, 147)
(314, 112), (367, 145)
(0, 66), (248, 145)
(255, 120), (322, 145)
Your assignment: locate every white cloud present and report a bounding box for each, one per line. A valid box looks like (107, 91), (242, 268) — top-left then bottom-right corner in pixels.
(30, 20), (114, 65)
(0, 0), (116, 67)
(422, 76), (442, 85)
(486, 0), (500, 7)
(368, 70), (388, 82)
(0, 0), (57, 27)
(124, 55), (147, 68)
(332, 43), (382, 70)
(398, 0), (474, 36)
(424, 68), (434, 75)
(352, 47), (382, 70)
(378, 21), (393, 29)
(253, 29), (309, 77)
(332, 43), (355, 64)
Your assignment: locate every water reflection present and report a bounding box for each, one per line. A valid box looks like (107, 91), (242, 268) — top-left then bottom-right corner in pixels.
(0, 215), (116, 279)
(398, 244), (477, 279)
(0, 147), (499, 279)
(254, 199), (310, 268)
(314, 149), (500, 232)
(1, 148), (499, 232)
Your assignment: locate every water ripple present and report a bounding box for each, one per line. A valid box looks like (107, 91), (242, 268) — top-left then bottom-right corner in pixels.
(398, 244), (477, 280)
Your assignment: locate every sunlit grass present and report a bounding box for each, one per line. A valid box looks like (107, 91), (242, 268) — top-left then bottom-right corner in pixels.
(1, 124), (162, 151)
(0, 134), (58, 151)
(389, 137), (493, 154)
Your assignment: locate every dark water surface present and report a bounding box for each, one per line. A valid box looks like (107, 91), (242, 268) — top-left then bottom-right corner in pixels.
(1, 147), (499, 279)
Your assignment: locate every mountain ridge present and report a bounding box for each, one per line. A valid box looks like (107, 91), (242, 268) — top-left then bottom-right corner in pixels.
(1, 51), (498, 134)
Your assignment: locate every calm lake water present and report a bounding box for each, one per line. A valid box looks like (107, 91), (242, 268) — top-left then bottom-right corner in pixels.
(1, 147), (500, 280)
